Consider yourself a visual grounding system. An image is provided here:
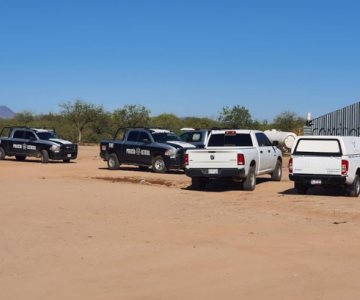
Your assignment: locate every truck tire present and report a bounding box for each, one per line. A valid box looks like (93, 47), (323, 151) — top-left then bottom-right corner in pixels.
(107, 153), (120, 170)
(191, 177), (208, 190)
(348, 175), (360, 197)
(152, 156), (167, 173)
(0, 147), (6, 160)
(40, 150), (49, 164)
(15, 156), (26, 161)
(243, 166), (256, 191)
(295, 182), (307, 194)
(63, 159), (71, 163)
(271, 160), (282, 181)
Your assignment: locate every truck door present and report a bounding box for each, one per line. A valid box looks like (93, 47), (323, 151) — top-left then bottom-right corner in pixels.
(137, 131), (152, 165)
(10, 129), (27, 155)
(255, 132), (277, 171)
(123, 130), (140, 163)
(24, 130), (39, 157)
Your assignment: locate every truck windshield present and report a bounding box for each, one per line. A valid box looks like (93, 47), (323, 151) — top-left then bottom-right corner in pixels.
(152, 132), (181, 143)
(36, 132), (57, 140)
(294, 139), (342, 156)
(208, 134), (253, 147)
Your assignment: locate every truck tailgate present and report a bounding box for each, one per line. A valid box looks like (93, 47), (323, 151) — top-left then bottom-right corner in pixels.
(188, 149), (241, 169)
(293, 156), (342, 175)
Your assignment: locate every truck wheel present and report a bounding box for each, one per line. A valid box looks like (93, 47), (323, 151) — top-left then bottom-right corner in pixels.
(40, 150), (49, 164)
(152, 156), (167, 173)
(15, 156), (26, 161)
(243, 166), (256, 191)
(347, 175), (360, 197)
(191, 177), (208, 190)
(271, 160), (282, 181)
(295, 182), (307, 194)
(63, 159), (71, 163)
(107, 153), (120, 170)
(0, 147), (6, 160)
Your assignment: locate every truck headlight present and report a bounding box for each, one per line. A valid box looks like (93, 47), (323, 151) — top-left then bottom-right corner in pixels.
(50, 144), (61, 152)
(164, 149), (177, 158)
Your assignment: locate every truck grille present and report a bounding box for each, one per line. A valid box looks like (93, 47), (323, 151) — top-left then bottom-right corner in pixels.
(63, 144), (77, 153)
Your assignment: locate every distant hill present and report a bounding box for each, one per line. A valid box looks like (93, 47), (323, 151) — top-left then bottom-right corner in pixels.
(0, 106), (15, 119)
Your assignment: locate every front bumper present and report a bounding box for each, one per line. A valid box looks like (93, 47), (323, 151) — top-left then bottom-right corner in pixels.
(49, 144), (78, 160)
(185, 168), (246, 178)
(289, 174), (347, 185)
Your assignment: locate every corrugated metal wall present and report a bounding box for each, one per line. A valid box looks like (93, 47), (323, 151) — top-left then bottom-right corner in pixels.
(311, 102), (360, 136)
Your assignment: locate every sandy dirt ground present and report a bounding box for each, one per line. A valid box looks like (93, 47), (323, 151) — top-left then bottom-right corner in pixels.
(1, 146), (360, 300)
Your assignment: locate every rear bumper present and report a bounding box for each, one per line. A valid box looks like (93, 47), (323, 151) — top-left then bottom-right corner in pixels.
(185, 168), (245, 178)
(289, 174), (347, 185)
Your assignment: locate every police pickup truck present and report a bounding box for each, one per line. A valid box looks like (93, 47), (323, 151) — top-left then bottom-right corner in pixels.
(184, 129), (283, 190)
(0, 126), (78, 163)
(100, 128), (195, 173)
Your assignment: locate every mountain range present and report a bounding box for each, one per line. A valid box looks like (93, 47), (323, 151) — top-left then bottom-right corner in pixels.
(0, 106), (15, 119)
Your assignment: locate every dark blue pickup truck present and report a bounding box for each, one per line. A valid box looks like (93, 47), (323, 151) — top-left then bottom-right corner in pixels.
(0, 126), (78, 163)
(100, 128), (195, 173)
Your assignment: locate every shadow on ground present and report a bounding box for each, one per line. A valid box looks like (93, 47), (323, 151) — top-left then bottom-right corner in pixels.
(280, 186), (347, 197)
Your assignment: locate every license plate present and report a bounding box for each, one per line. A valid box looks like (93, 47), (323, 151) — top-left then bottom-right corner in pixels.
(67, 154), (72, 158)
(311, 179), (321, 185)
(208, 169), (218, 175)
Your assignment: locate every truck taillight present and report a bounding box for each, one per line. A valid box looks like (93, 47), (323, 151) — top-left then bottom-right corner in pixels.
(341, 160), (349, 175)
(288, 157), (293, 173)
(237, 153), (245, 165)
(184, 153), (189, 166)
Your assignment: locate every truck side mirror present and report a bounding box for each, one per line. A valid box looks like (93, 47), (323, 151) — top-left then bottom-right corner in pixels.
(272, 141), (279, 147)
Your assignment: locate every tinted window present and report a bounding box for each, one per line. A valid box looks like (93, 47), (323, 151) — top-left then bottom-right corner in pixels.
(181, 132), (202, 142)
(255, 133), (272, 147)
(25, 131), (37, 140)
(180, 133), (191, 142)
(127, 131), (139, 142)
(36, 131), (57, 140)
(152, 132), (181, 142)
(208, 133), (253, 147)
(138, 132), (151, 142)
(294, 139), (342, 156)
(13, 130), (25, 139)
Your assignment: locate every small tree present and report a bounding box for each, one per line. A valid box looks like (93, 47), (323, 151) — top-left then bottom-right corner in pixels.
(272, 111), (305, 133)
(182, 117), (220, 129)
(112, 104), (150, 129)
(218, 105), (253, 128)
(14, 111), (35, 124)
(150, 113), (182, 131)
(60, 100), (104, 143)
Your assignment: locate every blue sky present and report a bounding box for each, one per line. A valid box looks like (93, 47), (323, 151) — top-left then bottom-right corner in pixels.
(1, 0), (359, 121)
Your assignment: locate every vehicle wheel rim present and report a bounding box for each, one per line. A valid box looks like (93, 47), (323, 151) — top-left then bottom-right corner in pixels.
(155, 159), (164, 170)
(109, 157), (115, 168)
(356, 179), (360, 195)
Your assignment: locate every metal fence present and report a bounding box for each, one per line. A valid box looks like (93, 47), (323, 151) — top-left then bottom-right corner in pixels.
(311, 102), (360, 136)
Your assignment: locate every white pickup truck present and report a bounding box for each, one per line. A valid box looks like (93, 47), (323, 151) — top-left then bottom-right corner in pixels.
(289, 136), (360, 197)
(184, 130), (283, 190)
